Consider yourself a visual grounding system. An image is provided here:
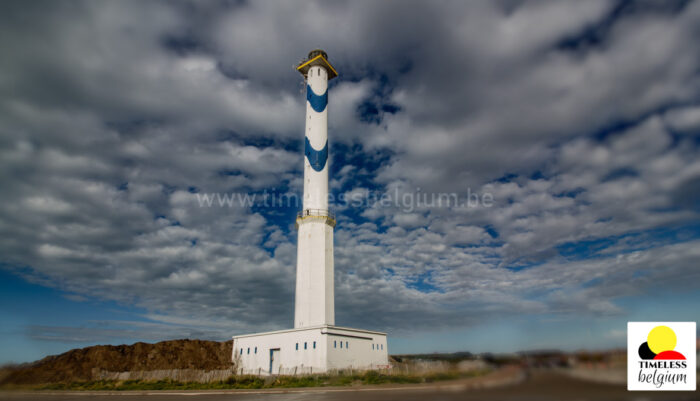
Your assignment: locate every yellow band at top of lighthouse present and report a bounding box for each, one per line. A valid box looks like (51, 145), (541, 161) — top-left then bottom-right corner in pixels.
(296, 54), (338, 80)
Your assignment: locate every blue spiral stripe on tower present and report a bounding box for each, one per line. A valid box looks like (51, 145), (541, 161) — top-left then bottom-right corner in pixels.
(306, 85), (328, 113)
(305, 136), (328, 172)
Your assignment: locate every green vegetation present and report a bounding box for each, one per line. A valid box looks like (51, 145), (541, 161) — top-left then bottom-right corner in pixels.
(392, 352), (474, 363)
(13, 369), (491, 391)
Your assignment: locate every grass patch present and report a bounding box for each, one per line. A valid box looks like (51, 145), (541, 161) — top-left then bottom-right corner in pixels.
(13, 369), (492, 391)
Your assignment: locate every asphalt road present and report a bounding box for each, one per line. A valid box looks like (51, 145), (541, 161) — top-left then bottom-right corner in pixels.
(2, 370), (698, 401)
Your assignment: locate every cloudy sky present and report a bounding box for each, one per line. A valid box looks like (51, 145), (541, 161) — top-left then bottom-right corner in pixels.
(1, 0), (700, 364)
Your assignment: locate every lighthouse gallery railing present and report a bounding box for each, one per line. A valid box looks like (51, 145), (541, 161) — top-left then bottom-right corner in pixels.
(296, 209), (336, 228)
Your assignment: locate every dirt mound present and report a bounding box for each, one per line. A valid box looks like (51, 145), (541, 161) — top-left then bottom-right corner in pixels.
(0, 339), (233, 385)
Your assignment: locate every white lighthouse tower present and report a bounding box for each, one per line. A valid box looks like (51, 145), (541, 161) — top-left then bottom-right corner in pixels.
(295, 49), (336, 329)
(232, 50), (388, 375)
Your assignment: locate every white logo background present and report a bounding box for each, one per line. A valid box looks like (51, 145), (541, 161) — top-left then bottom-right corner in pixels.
(627, 321), (696, 391)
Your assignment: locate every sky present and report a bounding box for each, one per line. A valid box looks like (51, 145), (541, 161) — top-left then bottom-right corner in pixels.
(1, 0), (700, 364)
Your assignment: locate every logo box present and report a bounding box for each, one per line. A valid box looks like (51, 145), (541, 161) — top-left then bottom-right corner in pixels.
(627, 322), (696, 391)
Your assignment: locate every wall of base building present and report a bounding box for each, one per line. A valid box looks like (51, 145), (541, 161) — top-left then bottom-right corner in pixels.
(232, 326), (388, 375)
(325, 328), (388, 371)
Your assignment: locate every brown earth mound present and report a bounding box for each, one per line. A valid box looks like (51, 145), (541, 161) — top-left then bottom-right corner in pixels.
(0, 339), (233, 385)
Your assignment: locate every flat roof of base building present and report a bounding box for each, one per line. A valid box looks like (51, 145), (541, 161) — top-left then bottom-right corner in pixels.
(233, 325), (387, 339)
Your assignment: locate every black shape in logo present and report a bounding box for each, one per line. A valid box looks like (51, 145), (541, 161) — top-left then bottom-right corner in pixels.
(638, 341), (656, 360)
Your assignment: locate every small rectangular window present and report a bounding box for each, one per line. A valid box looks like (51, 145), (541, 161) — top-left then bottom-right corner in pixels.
(381, 344), (383, 350)
(304, 342), (307, 350)
(313, 341), (316, 349)
(296, 343), (299, 350)
(346, 341), (349, 348)
(240, 348), (243, 354)
(340, 341), (343, 348)
(372, 344), (374, 350)
(247, 347), (250, 354)
(255, 347), (257, 354)
(334, 340), (337, 348)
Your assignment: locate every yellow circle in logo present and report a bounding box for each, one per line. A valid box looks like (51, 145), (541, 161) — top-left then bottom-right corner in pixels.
(647, 325), (676, 354)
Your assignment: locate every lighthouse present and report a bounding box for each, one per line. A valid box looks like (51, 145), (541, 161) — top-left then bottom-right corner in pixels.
(232, 50), (388, 375)
(294, 49), (336, 329)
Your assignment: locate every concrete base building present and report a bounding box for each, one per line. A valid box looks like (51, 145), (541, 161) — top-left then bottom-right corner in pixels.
(232, 50), (388, 375)
(234, 326), (388, 375)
